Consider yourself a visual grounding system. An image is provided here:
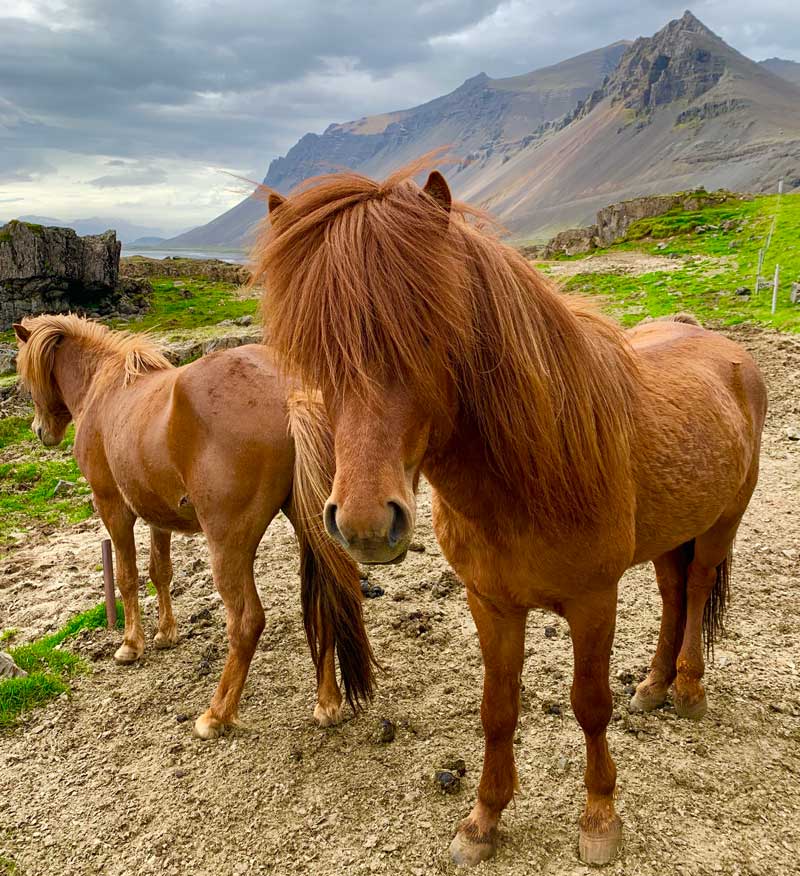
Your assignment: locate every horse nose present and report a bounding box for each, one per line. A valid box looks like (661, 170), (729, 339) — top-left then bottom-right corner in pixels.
(323, 499), (412, 563)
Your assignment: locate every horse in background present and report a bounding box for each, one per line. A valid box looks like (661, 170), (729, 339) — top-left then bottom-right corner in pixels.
(255, 160), (767, 866)
(13, 314), (375, 738)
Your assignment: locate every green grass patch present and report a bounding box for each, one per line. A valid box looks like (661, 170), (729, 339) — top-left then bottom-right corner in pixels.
(0, 600), (124, 729)
(0, 422), (94, 545)
(552, 192), (800, 331)
(0, 854), (19, 875)
(117, 277), (258, 334)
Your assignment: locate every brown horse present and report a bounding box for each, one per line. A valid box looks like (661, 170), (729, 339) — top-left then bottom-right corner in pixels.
(254, 161), (767, 866)
(13, 314), (375, 738)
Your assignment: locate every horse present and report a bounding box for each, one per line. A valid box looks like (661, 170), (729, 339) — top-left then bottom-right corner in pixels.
(13, 314), (376, 739)
(253, 159), (768, 866)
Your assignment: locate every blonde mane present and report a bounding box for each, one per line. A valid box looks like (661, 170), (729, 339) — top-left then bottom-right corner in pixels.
(17, 314), (171, 403)
(254, 156), (640, 526)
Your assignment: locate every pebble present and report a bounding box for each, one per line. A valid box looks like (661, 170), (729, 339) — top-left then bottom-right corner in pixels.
(175, 714), (189, 724)
(360, 579), (385, 599)
(542, 701), (562, 716)
(434, 770), (461, 794)
(442, 757), (466, 777)
(408, 542), (426, 552)
(378, 719), (396, 743)
(544, 625), (557, 638)
(787, 427), (800, 441)
(173, 769), (188, 778)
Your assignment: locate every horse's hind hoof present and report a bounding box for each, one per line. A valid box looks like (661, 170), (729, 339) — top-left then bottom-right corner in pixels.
(313, 701), (344, 728)
(630, 683), (666, 713)
(449, 830), (496, 867)
(579, 816), (622, 866)
(153, 630), (177, 650)
(674, 693), (708, 720)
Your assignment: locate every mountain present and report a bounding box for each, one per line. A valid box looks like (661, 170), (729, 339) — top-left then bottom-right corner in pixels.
(760, 58), (800, 87)
(12, 215), (171, 243)
(171, 11), (800, 246)
(166, 41), (630, 248)
(128, 236), (167, 246)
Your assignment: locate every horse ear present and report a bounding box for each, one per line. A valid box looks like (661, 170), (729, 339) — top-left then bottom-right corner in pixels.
(268, 192), (286, 219)
(423, 171), (451, 215)
(13, 323), (30, 343)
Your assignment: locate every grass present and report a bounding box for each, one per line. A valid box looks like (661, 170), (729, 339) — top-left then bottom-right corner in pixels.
(0, 422), (93, 545)
(0, 855), (19, 875)
(548, 192), (800, 331)
(0, 601), (124, 729)
(114, 277), (258, 334)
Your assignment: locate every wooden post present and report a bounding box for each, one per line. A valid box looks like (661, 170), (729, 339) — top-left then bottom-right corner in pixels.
(765, 217), (775, 253)
(101, 538), (117, 629)
(771, 264), (780, 315)
(755, 247), (764, 294)
(778, 178), (784, 196)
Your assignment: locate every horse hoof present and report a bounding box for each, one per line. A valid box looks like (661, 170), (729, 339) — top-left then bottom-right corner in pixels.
(113, 644), (142, 664)
(153, 630), (177, 650)
(630, 684), (666, 713)
(449, 831), (495, 867)
(674, 693), (708, 720)
(313, 702), (344, 728)
(194, 713), (223, 740)
(579, 816), (622, 866)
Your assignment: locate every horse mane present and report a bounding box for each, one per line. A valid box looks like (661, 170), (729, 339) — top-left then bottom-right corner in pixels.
(17, 313), (171, 403)
(254, 155), (640, 527)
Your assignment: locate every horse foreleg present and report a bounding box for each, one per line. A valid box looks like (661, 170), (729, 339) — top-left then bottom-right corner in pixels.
(95, 496), (144, 664)
(449, 589), (526, 867)
(565, 590), (621, 866)
(149, 526), (177, 649)
(194, 541), (265, 740)
(631, 546), (688, 712)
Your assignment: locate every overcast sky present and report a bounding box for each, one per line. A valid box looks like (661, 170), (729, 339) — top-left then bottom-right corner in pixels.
(1, 0), (798, 236)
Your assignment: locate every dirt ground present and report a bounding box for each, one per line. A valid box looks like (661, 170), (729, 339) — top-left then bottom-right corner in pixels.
(538, 251), (703, 278)
(0, 325), (798, 876)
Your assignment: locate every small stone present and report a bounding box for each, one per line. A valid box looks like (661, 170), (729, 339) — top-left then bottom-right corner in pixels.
(434, 770), (461, 794)
(787, 427), (800, 441)
(735, 286), (750, 296)
(542, 701), (562, 716)
(51, 479), (76, 497)
(544, 625), (557, 638)
(408, 542), (426, 552)
(174, 769), (188, 778)
(637, 731), (646, 742)
(378, 719), (396, 743)
(189, 606), (213, 623)
(0, 651), (27, 679)
(442, 757), (466, 777)
(360, 579), (384, 598)
(289, 747), (303, 762)
(175, 714), (189, 724)
(557, 756), (570, 772)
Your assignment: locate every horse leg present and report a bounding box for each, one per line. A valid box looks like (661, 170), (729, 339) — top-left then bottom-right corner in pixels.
(313, 621), (343, 727)
(673, 516), (739, 720)
(631, 546), (688, 711)
(194, 540), (265, 739)
(149, 526), (177, 649)
(95, 496), (144, 664)
(565, 590), (621, 866)
(449, 590), (526, 867)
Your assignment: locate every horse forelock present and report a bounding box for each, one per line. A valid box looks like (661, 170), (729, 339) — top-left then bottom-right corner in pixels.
(255, 156), (639, 525)
(16, 314), (171, 400)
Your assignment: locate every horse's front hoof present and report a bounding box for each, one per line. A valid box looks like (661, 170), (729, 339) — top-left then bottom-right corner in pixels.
(113, 643), (142, 664)
(630, 681), (667, 712)
(579, 815), (622, 866)
(153, 629), (178, 650)
(449, 830), (496, 868)
(313, 701), (344, 728)
(674, 692), (708, 720)
(194, 711), (227, 740)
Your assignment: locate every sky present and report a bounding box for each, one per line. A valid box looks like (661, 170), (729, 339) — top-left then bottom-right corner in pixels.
(1, 0), (799, 237)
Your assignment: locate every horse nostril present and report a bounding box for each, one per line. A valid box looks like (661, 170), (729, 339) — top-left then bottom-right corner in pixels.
(388, 501), (410, 547)
(324, 503), (347, 547)
(35, 426), (43, 441)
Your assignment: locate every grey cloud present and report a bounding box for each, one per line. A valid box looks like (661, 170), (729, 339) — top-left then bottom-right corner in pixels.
(88, 167), (169, 187)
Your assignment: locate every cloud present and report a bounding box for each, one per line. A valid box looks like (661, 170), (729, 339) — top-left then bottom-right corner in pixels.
(2, 1), (798, 230)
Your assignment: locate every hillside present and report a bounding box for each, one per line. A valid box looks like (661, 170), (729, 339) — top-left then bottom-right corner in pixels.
(760, 58), (800, 86)
(166, 41), (629, 249)
(169, 11), (800, 248)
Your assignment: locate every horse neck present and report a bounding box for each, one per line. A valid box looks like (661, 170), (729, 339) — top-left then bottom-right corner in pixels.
(52, 335), (117, 421)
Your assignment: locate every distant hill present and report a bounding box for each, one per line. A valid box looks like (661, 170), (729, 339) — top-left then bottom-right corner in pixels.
(128, 236), (167, 246)
(10, 215), (171, 244)
(760, 57), (800, 86)
(169, 11), (800, 247)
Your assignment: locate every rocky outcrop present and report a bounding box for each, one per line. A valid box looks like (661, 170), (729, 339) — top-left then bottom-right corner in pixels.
(524, 189), (745, 258)
(161, 328), (261, 366)
(120, 256), (249, 285)
(0, 221), (152, 329)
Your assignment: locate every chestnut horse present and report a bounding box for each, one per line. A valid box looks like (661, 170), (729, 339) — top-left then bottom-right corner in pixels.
(255, 162), (767, 866)
(13, 314), (375, 738)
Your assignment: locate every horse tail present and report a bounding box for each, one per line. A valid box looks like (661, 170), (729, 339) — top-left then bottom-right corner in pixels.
(286, 390), (377, 710)
(703, 548), (731, 656)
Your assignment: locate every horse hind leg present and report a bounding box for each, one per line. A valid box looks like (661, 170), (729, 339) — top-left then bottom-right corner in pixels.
(631, 545), (690, 712)
(673, 516), (740, 720)
(313, 629), (344, 728)
(149, 526), (178, 649)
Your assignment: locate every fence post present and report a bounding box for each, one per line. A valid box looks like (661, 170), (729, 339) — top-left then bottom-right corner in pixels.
(771, 264), (780, 315)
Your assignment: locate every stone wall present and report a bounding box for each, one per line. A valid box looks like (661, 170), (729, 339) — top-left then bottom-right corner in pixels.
(120, 256), (250, 285)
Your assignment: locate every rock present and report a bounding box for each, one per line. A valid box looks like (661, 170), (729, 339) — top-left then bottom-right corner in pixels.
(175, 714), (189, 724)
(735, 286), (750, 296)
(119, 256), (250, 285)
(232, 314), (253, 326)
(0, 344), (17, 376)
(161, 331), (261, 367)
(51, 479), (76, 498)
(442, 757), (467, 777)
(557, 756), (570, 772)
(542, 701), (562, 716)
(787, 428), (800, 441)
(408, 542), (426, 553)
(360, 579), (384, 599)
(378, 719), (396, 743)
(791, 282), (799, 305)
(0, 221), (139, 329)
(0, 651), (27, 678)
(544, 625), (557, 638)
(434, 770), (461, 794)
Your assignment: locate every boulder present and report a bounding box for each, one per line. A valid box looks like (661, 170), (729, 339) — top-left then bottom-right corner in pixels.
(120, 256), (250, 285)
(0, 221), (151, 329)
